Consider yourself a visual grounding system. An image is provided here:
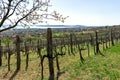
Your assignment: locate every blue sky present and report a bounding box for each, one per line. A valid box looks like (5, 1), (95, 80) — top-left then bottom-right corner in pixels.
(49, 0), (120, 26)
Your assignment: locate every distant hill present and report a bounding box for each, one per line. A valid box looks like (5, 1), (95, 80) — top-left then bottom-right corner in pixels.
(27, 25), (87, 29)
(0, 25), (98, 37)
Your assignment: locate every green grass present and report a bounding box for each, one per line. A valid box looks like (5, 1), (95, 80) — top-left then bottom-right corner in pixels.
(0, 42), (120, 80)
(59, 43), (120, 80)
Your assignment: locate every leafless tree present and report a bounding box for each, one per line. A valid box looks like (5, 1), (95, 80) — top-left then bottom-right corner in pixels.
(0, 0), (68, 32)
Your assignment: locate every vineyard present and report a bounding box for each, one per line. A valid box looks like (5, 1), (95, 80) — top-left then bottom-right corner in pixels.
(0, 26), (120, 80)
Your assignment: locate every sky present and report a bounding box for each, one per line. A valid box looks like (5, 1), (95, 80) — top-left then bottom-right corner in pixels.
(48, 0), (120, 26)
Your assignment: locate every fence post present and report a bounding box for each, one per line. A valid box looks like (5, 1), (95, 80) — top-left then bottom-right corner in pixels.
(47, 28), (54, 80)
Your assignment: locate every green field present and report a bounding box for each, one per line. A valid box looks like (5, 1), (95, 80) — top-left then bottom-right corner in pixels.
(0, 43), (120, 80)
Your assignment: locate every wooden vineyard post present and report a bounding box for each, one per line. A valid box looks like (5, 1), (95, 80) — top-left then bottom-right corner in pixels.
(108, 31), (111, 47)
(66, 37), (71, 55)
(7, 43), (11, 71)
(47, 28), (54, 80)
(87, 42), (90, 57)
(25, 42), (29, 71)
(15, 35), (21, 71)
(0, 36), (2, 66)
(105, 37), (108, 49)
(95, 31), (99, 54)
(111, 29), (115, 46)
(70, 33), (74, 55)
(102, 37), (105, 51)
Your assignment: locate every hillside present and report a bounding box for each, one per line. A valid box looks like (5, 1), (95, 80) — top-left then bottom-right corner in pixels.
(0, 26), (120, 80)
(0, 42), (120, 80)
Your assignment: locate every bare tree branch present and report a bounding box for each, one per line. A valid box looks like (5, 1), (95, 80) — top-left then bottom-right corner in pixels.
(7, 0), (23, 18)
(0, 0), (68, 32)
(0, 0), (12, 27)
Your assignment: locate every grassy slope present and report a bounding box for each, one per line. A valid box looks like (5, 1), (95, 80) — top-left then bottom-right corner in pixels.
(60, 44), (120, 80)
(0, 43), (120, 80)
